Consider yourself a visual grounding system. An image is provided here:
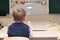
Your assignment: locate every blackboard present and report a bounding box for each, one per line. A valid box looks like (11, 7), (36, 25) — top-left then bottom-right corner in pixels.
(49, 0), (60, 13)
(0, 0), (9, 15)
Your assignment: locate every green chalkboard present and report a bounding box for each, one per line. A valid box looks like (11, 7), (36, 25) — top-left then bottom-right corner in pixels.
(0, 0), (9, 14)
(49, 0), (60, 13)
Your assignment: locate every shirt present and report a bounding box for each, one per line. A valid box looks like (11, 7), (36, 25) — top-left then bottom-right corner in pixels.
(8, 22), (30, 38)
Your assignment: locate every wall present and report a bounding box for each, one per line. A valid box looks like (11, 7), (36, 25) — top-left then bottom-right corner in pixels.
(9, 0), (49, 15)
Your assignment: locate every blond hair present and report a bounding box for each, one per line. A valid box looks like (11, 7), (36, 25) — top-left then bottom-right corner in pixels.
(12, 8), (26, 21)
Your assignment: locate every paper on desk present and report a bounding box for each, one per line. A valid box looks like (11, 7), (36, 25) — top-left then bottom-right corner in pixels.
(0, 33), (8, 38)
(31, 31), (58, 37)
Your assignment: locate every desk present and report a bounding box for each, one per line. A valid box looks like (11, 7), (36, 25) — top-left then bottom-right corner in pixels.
(30, 21), (60, 39)
(0, 28), (58, 40)
(0, 26), (8, 38)
(0, 22), (60, 40)
(30, 37), (57, 40)
(0, 33), (7, 38)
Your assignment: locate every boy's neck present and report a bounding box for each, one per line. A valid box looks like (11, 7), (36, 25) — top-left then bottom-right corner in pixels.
(15, 21), (23, 23)
(15, 21), (26, 24)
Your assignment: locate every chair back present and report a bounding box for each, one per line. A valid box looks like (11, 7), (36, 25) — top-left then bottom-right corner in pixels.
(3, 37), (29, 40)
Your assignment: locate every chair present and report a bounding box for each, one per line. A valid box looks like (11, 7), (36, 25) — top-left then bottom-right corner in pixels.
(3, 37), (29, 40)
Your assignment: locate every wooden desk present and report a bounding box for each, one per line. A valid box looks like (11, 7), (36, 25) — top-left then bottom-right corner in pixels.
(30, 37), (57, 40)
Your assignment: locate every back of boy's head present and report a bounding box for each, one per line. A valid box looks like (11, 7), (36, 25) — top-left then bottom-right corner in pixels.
(12, 7), (26, 21)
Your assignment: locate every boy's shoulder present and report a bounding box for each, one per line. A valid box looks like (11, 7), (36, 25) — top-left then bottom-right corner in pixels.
(9, 22), (29, 27)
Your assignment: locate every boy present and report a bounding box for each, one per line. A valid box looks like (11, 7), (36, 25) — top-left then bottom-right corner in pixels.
(7, 7), (30, 38)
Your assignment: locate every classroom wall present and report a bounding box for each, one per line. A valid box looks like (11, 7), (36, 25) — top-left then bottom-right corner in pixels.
(9, 0), (49, 15)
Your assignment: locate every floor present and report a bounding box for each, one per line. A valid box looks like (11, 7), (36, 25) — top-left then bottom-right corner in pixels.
(0, 14), (60, 26)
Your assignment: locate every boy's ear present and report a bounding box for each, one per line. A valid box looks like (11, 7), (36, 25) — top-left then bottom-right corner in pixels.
(24, 17), (26, 21)
(24, 17), (28, 23)
(12, 16), (15, 22)
(23, 16), (29, 24)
